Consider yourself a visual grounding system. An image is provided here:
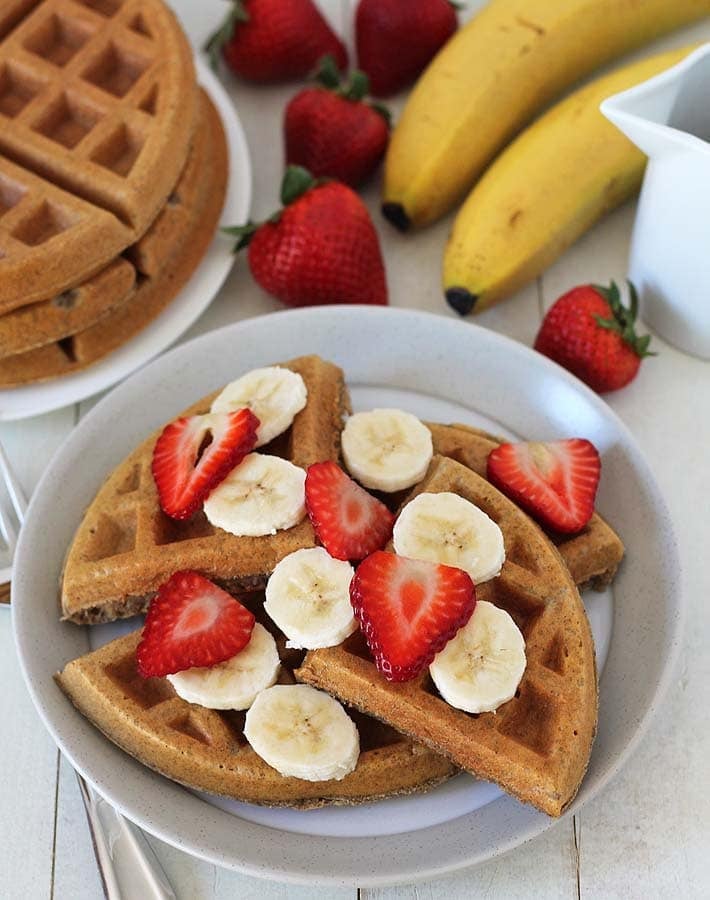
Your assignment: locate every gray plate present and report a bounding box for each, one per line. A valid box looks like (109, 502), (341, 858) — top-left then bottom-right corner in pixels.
(12, 307), (682, 886)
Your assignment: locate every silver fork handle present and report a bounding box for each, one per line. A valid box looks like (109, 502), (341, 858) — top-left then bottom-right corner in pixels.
(76, 772), (177, 900)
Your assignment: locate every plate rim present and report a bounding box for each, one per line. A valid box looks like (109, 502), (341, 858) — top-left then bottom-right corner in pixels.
(0, 55), (252, 422)
(11, 306), (683, 886)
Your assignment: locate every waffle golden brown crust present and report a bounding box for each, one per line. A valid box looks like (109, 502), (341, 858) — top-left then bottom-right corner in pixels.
(0, 0), (197, 310)
(0, 88), (225, 386)
(296, 455), (599, 817)
(427, 422), (625, 590)
(60, 356), (350, 624)
(0, 256), (136, 358)
(56, 596), (456, 808)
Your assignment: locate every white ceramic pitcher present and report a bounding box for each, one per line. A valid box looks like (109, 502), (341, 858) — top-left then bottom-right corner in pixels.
(601, 44), (710, 360)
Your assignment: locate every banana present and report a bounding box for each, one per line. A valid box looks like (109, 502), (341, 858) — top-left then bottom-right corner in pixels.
(265, 547), (356, 649)
(393, 491), (505, 583)
(382, 0), (709, 230)
(444, 46), (696, 314)
(429, 600), (526, 714)
(243, 684), (360, 781)
(341, 409), (433, 492)
(203, 453), (306, 536)
(167, 623), (280, 710)
(211, 366), (307, 447)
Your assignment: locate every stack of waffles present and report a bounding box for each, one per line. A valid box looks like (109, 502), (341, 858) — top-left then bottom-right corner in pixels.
(56, 356), (625, 816)
(0, 0), (228, 387)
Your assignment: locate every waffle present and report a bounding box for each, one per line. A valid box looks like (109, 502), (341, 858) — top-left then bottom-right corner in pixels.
(296, 455), (599, 816)
(0, 256), (136, 358)
(0, 88), (225, 386)
(60, 356), (350, 624)
(427, 423), (624, 590)
(0, 0), (197, 310)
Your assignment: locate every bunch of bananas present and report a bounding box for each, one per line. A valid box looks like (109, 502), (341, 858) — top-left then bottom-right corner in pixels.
(382, 0), (709, 312)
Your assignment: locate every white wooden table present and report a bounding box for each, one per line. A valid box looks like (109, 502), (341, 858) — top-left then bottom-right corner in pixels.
(1, 2), (709, 897)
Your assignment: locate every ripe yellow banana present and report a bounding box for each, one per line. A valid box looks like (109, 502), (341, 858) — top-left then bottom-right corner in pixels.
(382, 0), (710, 231)
(443, 46), (695, 314)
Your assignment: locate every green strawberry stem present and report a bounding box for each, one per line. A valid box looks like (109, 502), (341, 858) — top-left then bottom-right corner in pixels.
(281, 165), (318, 205)
(222, 166), (320, 252)
(592, 280), (656, 358)
(313, 55), (391, 124)
(203, 0), (249, 71)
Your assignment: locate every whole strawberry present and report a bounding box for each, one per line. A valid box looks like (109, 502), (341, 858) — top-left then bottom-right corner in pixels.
(285, 56), (390, 188)
(226, 166), (388, 307)
(534, 281), (654, 393)
(356, 0), (458, 97)
(205, 0), (347, 83)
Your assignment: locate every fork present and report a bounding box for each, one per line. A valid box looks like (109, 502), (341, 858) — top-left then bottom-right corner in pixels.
(0, 440), (176, 899)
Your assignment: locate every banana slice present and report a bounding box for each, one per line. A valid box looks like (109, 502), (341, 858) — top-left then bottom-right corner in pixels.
(341, 408), (433, 492)
(167, 623), (280, 710)
(203, 453), (306, 537)
(393, 491), (505, 583)
(243, 684), (360, 782)
(265, 547), (356, 650)
(429, 600), (526, 714)
(211, 366), (307, 447)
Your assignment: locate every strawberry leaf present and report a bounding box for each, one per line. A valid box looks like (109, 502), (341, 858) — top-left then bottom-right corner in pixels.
(345, 70), (370, 102)
(370, 101), (392, 125)
(281, 165), (318, 206)
(592, 279), (655, 358)
(203, 1), (249, 71)
(314, 54), (342, 90)
(222, 222), (258, 252)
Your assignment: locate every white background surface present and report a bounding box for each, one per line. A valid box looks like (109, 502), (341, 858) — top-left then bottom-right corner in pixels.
(1, 0), (709, 897)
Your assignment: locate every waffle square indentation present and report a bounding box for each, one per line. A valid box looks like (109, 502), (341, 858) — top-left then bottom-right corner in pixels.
(11, 201), (73, 246)
(0, 173), (26, 217)
(498, 680), (558, 756)
(33, 91), (102, 148)
(128, 12), (152, 38)
(78, 509), (137, 561)
(91, 122), (144, 176)
(24, 14), (94, 67)
(153, 510), (217, 546)
(77, 0), (123, 16)
(105, 654), (175, 709)
(138, 82), (158, 115)
(0, 64), (43, 118)
(83, 42), (149, 97)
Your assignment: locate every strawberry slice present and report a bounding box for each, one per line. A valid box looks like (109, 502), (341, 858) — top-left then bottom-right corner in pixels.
(486, 438), (600, 534)
(350, 551), (475, 682)
(305, 461), (395, 560)
(137, 571), (255, 677)
(152, 408), (259, 520)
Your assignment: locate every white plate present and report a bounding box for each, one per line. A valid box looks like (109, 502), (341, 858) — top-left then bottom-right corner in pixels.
(0, 57), (252, 422)
(12, 307), (682, 886)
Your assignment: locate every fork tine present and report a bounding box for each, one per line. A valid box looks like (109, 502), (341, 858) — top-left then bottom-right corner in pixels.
(0, 496), (18, 553)
(0, 441), (27, 521)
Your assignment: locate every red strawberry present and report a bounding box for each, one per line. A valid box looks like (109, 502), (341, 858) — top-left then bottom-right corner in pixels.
(152, 408), (259, 520)
(487, 439), (601, 534)
(534, 281), (655, 393)
(305, 461), (395, 560)
(138, 571), (255, 677)
(350, 551), (475, 682)
(205, 0), (347, 83)
(226, 166), (387, 308)
(285, 56), (391, 188)
(355, 0), (458, 97)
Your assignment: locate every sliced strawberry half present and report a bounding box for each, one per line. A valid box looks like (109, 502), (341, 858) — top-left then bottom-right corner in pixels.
(137, 570), (255, 677)
(350, 551), (475, 682)
(486, 438), (600, 534)
(152, 408), (259, 520)
(305, 461), (395, 560)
